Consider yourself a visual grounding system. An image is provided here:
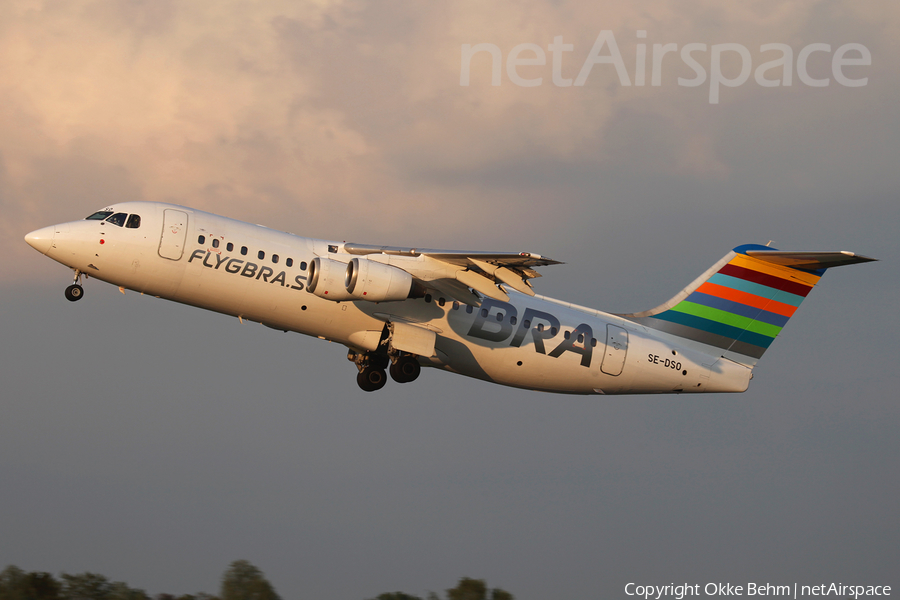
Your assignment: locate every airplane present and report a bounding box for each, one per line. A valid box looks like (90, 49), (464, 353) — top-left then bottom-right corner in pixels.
(24, 201), (876, 393)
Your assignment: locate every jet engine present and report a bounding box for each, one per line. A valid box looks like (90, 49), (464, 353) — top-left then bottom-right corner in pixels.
(344, 258), (415, 302)
(306, 257), (354, 301)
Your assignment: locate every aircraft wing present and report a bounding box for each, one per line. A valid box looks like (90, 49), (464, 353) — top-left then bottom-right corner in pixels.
(344, 243), (563, 304)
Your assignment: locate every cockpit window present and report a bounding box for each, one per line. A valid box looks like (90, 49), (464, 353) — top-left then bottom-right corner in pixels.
(105, 212), (128, 227)
(125, 214), (141, 229)
(86, 210), (113, 221)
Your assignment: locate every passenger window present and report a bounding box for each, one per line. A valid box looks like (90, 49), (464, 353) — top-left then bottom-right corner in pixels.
(466, 305), (473, 314)
(86, 210), (113, 221)
(425, 294), (432, 303)
(510, 316), (517, 325)
(286, 258), (293, 267)
(258, 250), (265, 260)
(591, 338), (597, 347)
(300, 261), (308, 270)
(198, 235), (206, 244)
(272, 254), (279, 264)
(212, 239), (220, 248)
(551, 327), (558, 336)
(125, 214), (141, 229)
(105, 212), (127, 227)
(452, 301), (460, 310)
(438, 298), (445, 307)
(241, 246), (248, 256)
(227, 242), (234, 252)
(564, 331), (570, 339)
(523, 320), (531, 328)
(480, 308), (488, 318)
(578, 333), (584, 343)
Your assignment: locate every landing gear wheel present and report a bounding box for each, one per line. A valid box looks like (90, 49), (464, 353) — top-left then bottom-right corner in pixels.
(357, 367), (387, 392)
(390, 356), (421, 383)
(65, 284), (84, 302)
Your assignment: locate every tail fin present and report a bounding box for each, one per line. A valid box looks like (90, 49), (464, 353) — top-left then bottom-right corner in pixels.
(622, 244), (876, 366)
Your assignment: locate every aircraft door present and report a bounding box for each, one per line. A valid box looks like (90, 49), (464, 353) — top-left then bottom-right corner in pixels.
(600, 324), (628, 376)
(159, 209), (189, 260)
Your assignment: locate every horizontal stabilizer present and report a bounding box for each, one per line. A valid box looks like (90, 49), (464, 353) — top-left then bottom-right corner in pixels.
(621, 243), (877, 366)
(747, 250), (877, 270)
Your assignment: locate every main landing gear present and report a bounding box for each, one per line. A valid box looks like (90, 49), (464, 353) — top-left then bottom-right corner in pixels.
(355, 352), (389, 392)
(348, 350), (422, 392)
(65, 270), (85, 302)
(390, 355), (421, 384)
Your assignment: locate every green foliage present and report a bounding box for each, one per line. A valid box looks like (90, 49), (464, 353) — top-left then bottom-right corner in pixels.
(60, 572), (112, 600)
(219, 561), (280, 600)
(108, 581), (151, 600)
(1, 566), (161, 600)
(154, 594), (221, 600)
(447, 578), (488, 600)
(3, 563), (515, 600)
(443, 578), (514, 600)
(25, 572), (62, 600)
(0, 566), (26, 600)
(368, 577), (514, 600)
(0, 566), (25, 600)
(59, 572), (150, 600)
(0, 564), (233, 600)
(0, 566), (60, 600)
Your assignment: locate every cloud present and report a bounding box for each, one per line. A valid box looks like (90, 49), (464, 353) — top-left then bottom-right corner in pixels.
(3, 0), (899, 281)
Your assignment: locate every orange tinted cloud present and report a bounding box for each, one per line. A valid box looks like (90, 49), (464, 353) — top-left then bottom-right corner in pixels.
(4, 0), (896, 280)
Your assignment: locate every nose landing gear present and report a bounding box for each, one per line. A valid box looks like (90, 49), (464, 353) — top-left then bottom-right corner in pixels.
(65, 270), (85, 302)
(65, 285), (83, 301)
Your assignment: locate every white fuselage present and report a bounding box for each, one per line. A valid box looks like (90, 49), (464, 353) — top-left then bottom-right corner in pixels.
(27, 201), (751, 395)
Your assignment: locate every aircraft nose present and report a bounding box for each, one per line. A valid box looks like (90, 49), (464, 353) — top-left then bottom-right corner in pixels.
(24, 226), (55, 255)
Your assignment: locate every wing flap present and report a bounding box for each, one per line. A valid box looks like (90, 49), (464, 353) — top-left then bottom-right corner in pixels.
(389, 320), (437, 357)
(456, 268), (510, 302)
(425, 278), (483, 306)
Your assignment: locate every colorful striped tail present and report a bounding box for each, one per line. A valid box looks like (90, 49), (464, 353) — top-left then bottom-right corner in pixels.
(622, 244), (876, 365)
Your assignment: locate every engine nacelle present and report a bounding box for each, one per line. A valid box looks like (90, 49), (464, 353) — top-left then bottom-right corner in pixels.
(345, 258), (414, 302)
(306, 257), (354, 301)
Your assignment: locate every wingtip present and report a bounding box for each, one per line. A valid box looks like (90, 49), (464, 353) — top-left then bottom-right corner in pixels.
(842, 251), (879, 263)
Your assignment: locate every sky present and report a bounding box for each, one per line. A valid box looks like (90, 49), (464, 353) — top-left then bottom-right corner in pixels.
(1, 0), (898, 598)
